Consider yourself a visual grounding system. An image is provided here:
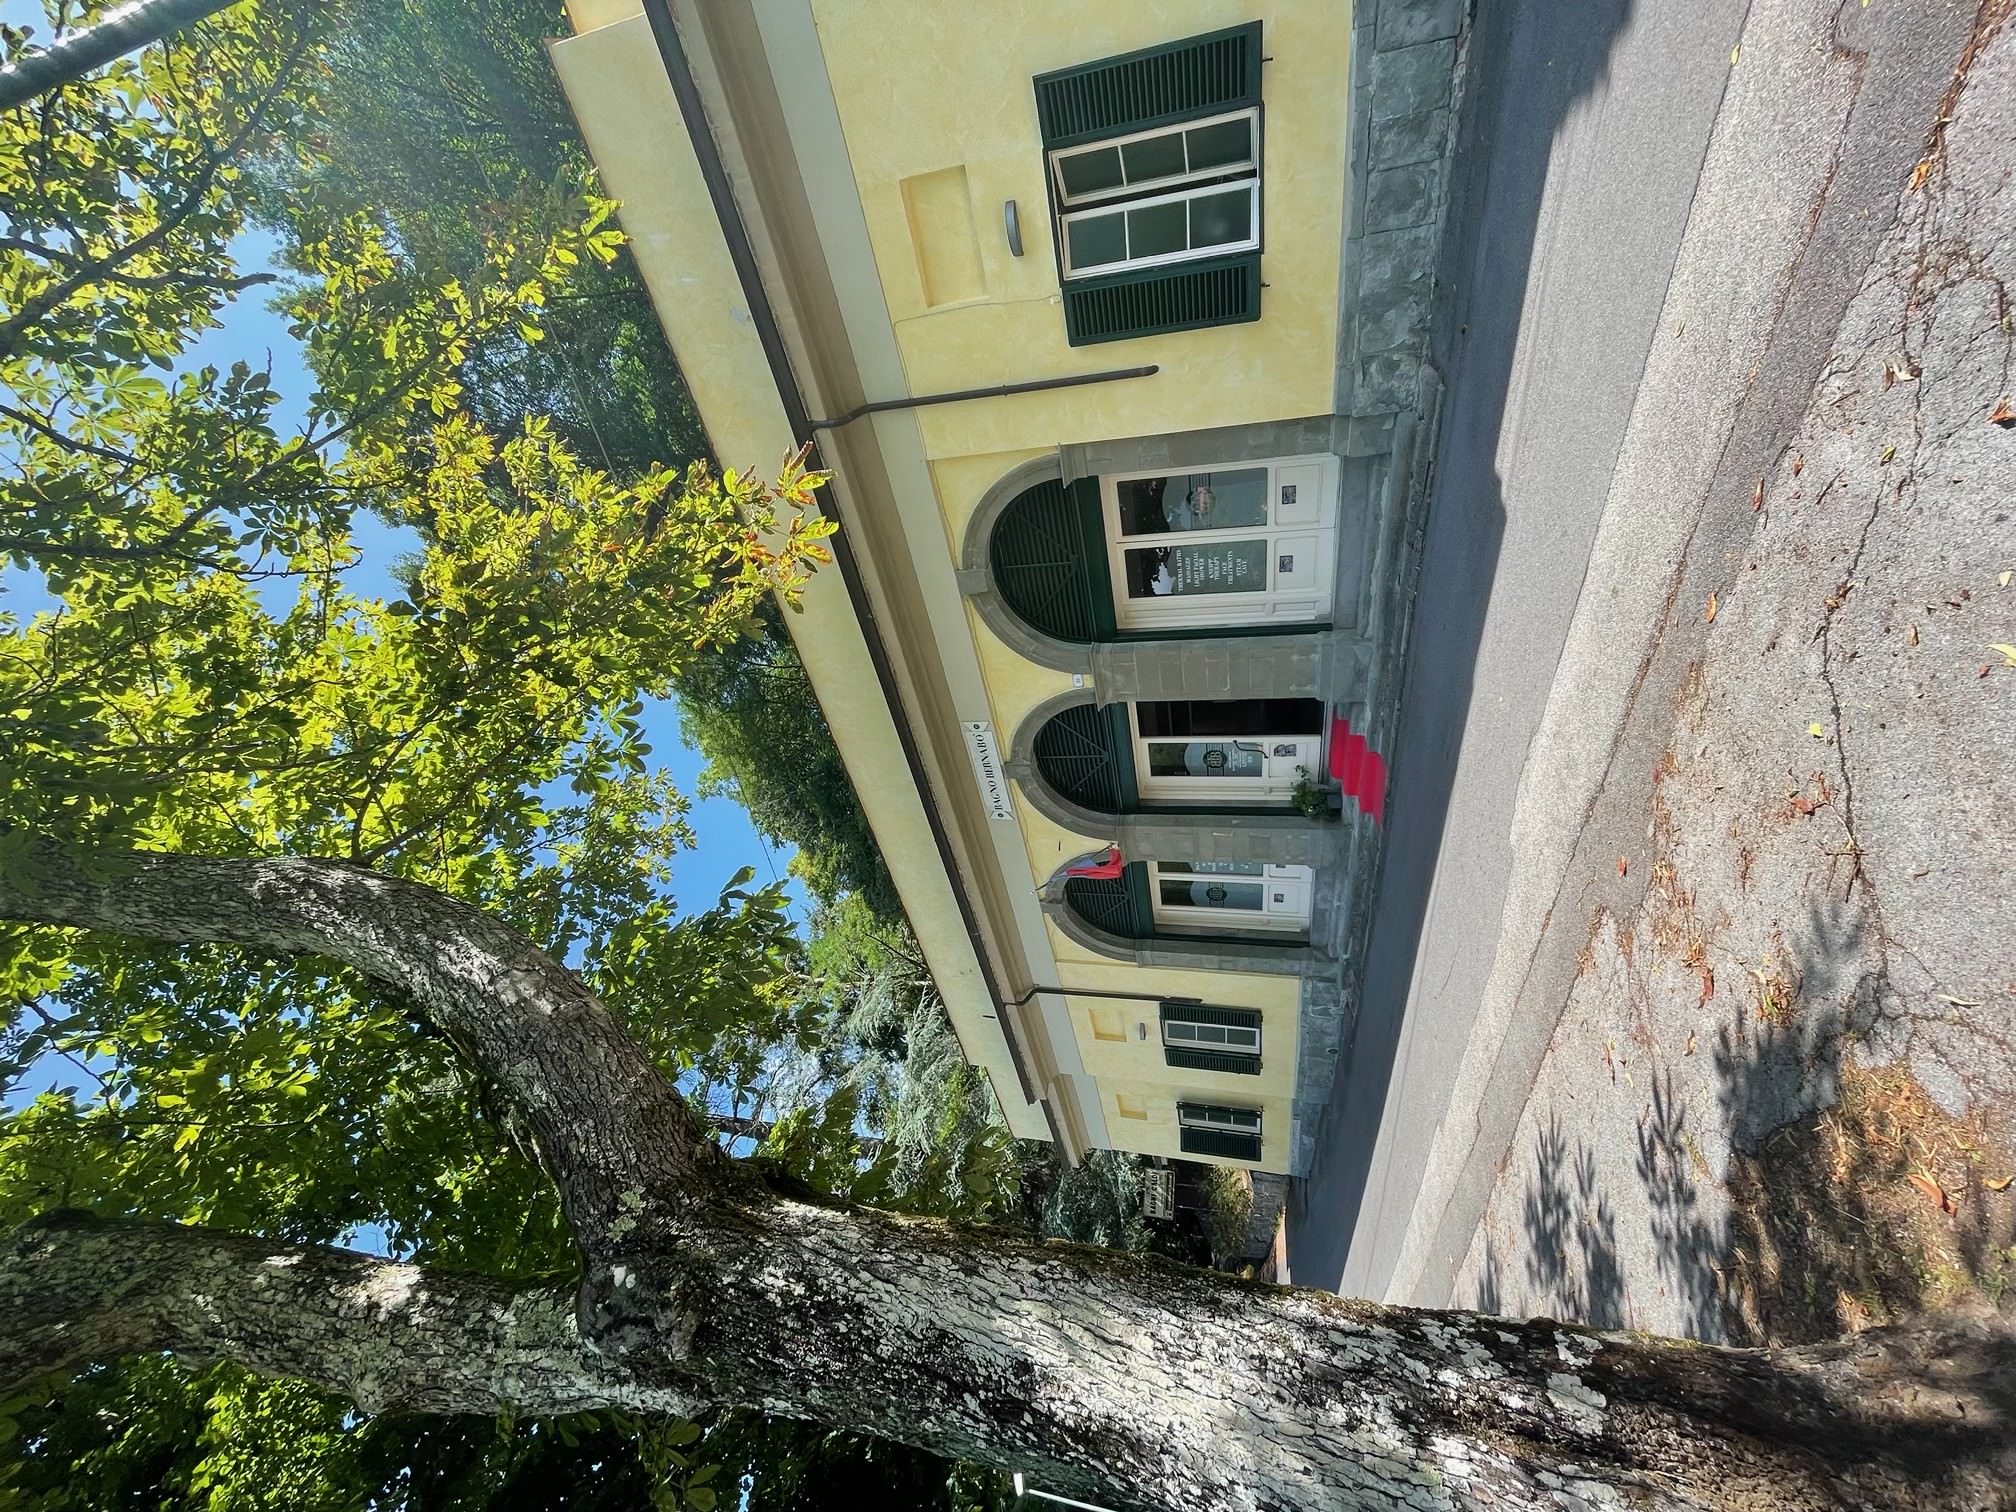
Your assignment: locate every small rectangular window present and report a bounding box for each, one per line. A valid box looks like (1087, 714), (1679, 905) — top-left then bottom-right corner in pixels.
(1059, 179), (1259, 278)
(1049, 110), (1259, 209)
(1034, 24), (1265, 344)
(1178, 1101), (1261, 1132)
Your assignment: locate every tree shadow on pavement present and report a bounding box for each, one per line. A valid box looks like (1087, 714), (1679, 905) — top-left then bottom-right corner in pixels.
(1518, 1113), (1624, 1327)
(1713, 904), (2016, 1345)
(1633, 1066), (1723, 1339)
(1287, 0), (1639, 1299)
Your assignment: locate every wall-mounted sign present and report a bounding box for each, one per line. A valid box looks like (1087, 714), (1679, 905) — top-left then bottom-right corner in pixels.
(962, 721), (1016, 821)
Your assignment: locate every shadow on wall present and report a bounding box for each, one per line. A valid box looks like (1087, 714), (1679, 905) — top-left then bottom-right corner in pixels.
(1285, 0), (1638, 1293)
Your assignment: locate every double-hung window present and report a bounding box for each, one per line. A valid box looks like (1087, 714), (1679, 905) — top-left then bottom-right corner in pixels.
(1161, 1002), (1263, 1075)
(1177, 1100), (1263, 1162)
(1033, 24), (1265, 345)
(1053, 112), (1261, 278)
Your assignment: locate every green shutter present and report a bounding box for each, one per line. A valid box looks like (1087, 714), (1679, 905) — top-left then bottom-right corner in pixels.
(989, 477), (1116, 642)
(1164, 1047), (1262, 1075)
(1034, 23), (1263, 150)
(1034, 702), (1137, 814)
(1061, 252), (1262, 346)
(1063, 861), (1153, 939)
(1178, 1125), (1263, 1161)
(1160, 1002), (1262, 1032)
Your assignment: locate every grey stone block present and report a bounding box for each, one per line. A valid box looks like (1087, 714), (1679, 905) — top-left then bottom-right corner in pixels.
(1370, 39), (1455, 120)
(1378, 0), (1464, 51)
(1356, 352), (1423, 412)
(1365, 160), (1444, 234)
(1372, 108), (1449, 170)
(1342, 413), (1397, 457)
(1354, 223), (1437, 293)
(1357, 279), (1432, 355)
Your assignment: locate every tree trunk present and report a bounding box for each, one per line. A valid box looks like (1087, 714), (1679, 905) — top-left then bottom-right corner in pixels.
(3, 841), (2012, 1512)
(0, 0), (246, 111)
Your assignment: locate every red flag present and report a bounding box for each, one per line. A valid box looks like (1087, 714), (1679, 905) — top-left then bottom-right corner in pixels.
(1064, 845), (1124, 880)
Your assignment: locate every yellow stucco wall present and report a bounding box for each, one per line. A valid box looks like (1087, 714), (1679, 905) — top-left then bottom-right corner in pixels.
(805, 2), (1352, 461)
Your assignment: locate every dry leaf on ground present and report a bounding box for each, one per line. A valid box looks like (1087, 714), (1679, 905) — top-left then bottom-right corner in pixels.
(1908, 1171), (1954, 1215)
(1705, 593), (1719, 623)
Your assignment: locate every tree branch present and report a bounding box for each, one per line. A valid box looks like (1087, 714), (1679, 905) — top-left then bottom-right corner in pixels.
(0, 1209), (699, 1418)
(0, 841), (730, 1242)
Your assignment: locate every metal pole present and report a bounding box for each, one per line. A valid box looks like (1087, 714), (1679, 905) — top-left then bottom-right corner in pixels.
(0, 0), (240, 112)
(1012, 1472), (1124, 1512)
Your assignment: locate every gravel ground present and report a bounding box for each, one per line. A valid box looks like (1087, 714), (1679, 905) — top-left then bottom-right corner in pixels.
(1452, 0), (2016, 1343)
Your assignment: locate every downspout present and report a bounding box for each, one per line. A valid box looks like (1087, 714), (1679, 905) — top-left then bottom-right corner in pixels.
(635, 0), (1066, 1134)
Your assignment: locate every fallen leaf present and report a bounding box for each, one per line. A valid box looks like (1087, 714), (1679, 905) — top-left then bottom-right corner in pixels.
(1938, 994), (1984, 1008)
(1809, 722), (1826, 738)
(1987, 1175), (2014, 1193)
(1990, 398), (2015, 428)
(1909, 1171), (1954, 1215)
(1791, 453), (1805, 476)
(1906, 623), (1920, 646)
(1731, 43), (1741, 63)
(1686, 1031), (1698, 1056)
(1705, 593), (1719, 623)
(1617, 856), (1629, 877)
(1879, 444), (1897, 463)
(1991, 644), (2016, 666)
(1908, 159), (1932, 192)
(1751, 478), (1766, 511)
(1699, 970), (1715, 1005)
(1792, 795), (1816, 816)
(2001, 571), (2012, 588)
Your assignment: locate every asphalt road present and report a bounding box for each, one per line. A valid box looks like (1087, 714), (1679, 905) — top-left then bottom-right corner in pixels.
(1287, 0), (1754, 1298)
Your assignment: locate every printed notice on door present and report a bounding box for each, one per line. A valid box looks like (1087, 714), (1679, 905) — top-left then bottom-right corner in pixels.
(1166, 538), (1268, 595)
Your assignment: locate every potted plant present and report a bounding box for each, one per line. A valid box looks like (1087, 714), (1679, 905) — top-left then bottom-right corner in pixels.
(1290, 766), (1339, 821)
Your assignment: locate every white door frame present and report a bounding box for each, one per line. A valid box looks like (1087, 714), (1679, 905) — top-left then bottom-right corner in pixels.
(1149, 861), (1313, 933)
(1131, 715), (1323, 804)
(1102, 454), (1339, 631)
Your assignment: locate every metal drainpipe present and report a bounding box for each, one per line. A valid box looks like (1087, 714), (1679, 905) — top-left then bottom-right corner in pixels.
(807, 366), (1157, 432)
(637, 0), (1071, 1130)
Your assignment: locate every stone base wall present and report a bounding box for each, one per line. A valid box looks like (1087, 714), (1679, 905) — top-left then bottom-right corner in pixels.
(1337, 0), (1467, 420)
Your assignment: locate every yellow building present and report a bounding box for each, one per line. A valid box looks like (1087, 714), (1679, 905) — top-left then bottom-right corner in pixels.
(552, 1), (1455, 1175)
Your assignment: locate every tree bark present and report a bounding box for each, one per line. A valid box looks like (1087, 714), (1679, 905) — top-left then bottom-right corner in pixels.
(4, 841), (2013, 1512)
(0, 0), (246, 112)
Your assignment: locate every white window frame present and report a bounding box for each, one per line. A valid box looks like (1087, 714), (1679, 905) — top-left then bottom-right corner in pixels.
(1150, 861), (1313, 934)
(1102, 454), (1339, 631)
(1177, 1102), (1262, 1134)
(1059, 178), (1260, 278)
(1048, 107), (1260, 210)
(1161, 1013), (1262, 1057)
